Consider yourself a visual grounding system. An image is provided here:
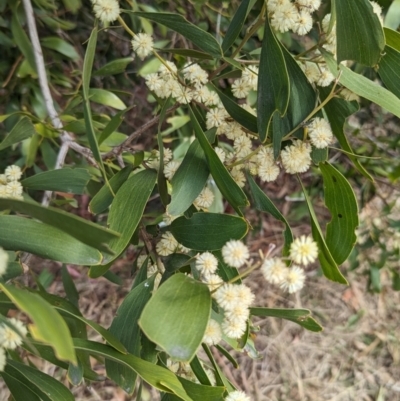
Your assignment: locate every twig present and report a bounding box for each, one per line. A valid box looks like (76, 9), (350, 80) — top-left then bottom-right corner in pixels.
(22, 0), (79, 206)
(102, 103), (180, 159)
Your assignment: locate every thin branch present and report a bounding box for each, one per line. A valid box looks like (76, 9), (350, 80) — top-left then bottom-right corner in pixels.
(22, 0), (78, 206)
(102, 103), (180, 159)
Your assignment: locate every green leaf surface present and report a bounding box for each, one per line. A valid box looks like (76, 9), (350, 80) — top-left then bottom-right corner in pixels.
(61, 266), (79, 308)
(1, 370), (41, 401)
(133, 12), (222, 58)
(93, 57), (134, 76)
(21, 168), (90, 194)
(0, 284), (76, 364)
(103, 169), (157, 264)
(89, 166), (133, 214)
(5, 361), (74, 401)
(0, 117), (36, 150)
(106, 276), (155, 394)
(162, 48), (213, 60)
(212, 85), (258, 133)
(139, 273), (211, 362)
(73, 339), (192, 401)
(323, 51), (400, 118)
(11, 13), (36, 72)
(189, 107), (248, 215)
(98, 109), (130, 144)
(384, 27), (400, 50)
(385, 0), (400, 30)
(222, 0), (257, 53)
(299, 179), (348, 284)
(333, 0), (385, 65)
(320, 163), (359, 265)
(41, 37), (79, 60)
(319, 87), (372, 180)
(378, 45), (400, 98)
(257, 17), (289, 142)
(170, 213), (248, 251)
(250, 307), (323, 332)
(0, 215), (102, 265)
(0, 199), (119, 253)
(169, 131), (214, 216)
(89, 88), (126, 110)
(247, 175), (293, 256)
(177, 377), (225, 401)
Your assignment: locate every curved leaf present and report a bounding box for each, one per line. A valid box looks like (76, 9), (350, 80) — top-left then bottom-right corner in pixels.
(320, 163), (359, 265)
(169, 132), (214, 216)
(0, 216), (102, 265)
(323, 50), (400, 118)
(0, 117), (35, 150)
(378, 45), (400, 98)
(247, 175), (293, 255)
(0, 199), (119, 253)
(0, 284), (76, 364)
(333, 0), (385, 66)
(133, 12), (222, 58)
(5, 361), (74, 401)
(93, 57), (134, 76)
(299, 179), (348, 284)
(72, 339), (193, 401)
(169, 212), (248, 251)
(139, 274), (211, 361)
(384, 27), (400, 50)
(189, 107), (248, 215)
(89, 88), (126, 110)
(41, 37), (79, 60)
(250, 307), (323, 332)
(21, 168), (90, 194)
(257, 17), (289, 142)
(102, 169), (157, 264)
(106, 276), (155, 394)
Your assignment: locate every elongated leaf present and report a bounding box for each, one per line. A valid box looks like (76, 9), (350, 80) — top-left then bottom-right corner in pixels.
(41, 37), (79, 60)
(163, 48), (213, 60)
(384, 27), (400, 50)
(0, 199), (119, 253)
(106, 276), (155, 394)
(320, 163), (359, 265)
(133, 12), (222, 58)
(250, 307), (323, 332)
(98, 109), (130, 144)
(190, 356), (212, 385)
(323, 51), (400, 118)
(281, 45), (316, 130)
(1, 371), (42, 401)
(0, 284), (76, 364)
(89, 88), (126, 110)
(319, 87), (372, 180)
(72, 339), (192, 401)
(378, 45), (400, 98)
(5, 361), (74, 401)
(212, 85), (258, 133)
(21, 168), (90, 194)
(222, 0), (257, 53)
(11, 14), (36, 72)
(0, 216), (102, 265)
(299, 179), (348, 284)
(89, 166), (133, 214)
(247, 175), (293, 255)
(103, 169), (157, 264)
(169, 131), (214, 216)
(385, 0), (400, 30)
(177, 377), (225, 401)
(333, 0), (384, 66)
(140, 273), (211, 361)
(189, 107), (248, 215)
(0, 117), (35, 150)
(93, 57), (133, 76)
(257, 17), (289, 142)
(170, 213), (248, 251)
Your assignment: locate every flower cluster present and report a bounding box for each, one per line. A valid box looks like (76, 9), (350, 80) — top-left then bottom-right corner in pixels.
(0, 318), (28, 371)
(0, 165), (23, 200)
(261, 235), (318, 293)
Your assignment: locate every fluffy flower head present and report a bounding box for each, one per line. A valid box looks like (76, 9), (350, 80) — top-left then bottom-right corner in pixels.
(5, 165), (22, 182)
(280, 265), (306, 293)
(225, 390), (252, 401)
(195, 252), (218, 275)
(194, 187), (215, 209)
(92, 0), (120, 22)
(0, 318), (28, 350)
(261, 257), (287, 284)
(280, 140), (312, 174)
(289, 235), (318, 265)
(203, 319), (222, 346)
(308, 117), (334, 148)
(222, 240), (250, 268)
(132, 33), (154, 60)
